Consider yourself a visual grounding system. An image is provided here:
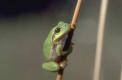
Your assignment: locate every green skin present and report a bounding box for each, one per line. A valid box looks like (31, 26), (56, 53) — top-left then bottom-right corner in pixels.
(42, 21), (72, 72)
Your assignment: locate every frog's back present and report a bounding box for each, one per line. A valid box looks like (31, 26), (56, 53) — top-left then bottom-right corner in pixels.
(43, 30), (53, 60)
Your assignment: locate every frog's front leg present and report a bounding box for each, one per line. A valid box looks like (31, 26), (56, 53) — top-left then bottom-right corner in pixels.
(56, 43), (73, 56)
(42, 61), (60, 72)
(62, 46), (72, 56)
(56, 44), (63, 56)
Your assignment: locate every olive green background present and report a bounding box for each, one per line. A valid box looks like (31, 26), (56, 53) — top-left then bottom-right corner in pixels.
(0, 0), (122, 80)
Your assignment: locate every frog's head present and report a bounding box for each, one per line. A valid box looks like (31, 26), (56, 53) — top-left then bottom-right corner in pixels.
(52, 21), (70, 43)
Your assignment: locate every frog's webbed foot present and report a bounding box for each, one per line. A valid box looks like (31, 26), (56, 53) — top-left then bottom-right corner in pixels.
(42, 61), (60, 72)
(42, 60), (68, 72)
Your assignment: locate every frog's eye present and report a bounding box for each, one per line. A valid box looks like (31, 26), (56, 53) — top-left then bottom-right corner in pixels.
(55, 27), (61, 33)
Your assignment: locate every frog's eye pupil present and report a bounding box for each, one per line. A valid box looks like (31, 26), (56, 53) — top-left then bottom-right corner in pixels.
(55, 28), (61, 33)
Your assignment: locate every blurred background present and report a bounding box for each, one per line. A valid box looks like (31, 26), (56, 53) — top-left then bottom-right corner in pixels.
(0, 0), (122, 80)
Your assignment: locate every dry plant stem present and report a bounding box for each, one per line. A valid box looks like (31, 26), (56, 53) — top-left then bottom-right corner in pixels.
(71, 0), (82, 29)
(56, 69), (64, 80)
(56, 60), (67, 80)
(120, 64), (122, 80)
(56, 0), (82, 80)
(93, 0), (109, 80)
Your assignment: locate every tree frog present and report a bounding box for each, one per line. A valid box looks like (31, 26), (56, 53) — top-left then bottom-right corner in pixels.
(42, 21), (72, 72)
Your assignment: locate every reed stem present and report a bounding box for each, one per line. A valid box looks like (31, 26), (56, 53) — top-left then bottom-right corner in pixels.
(56, 0), (82, 80)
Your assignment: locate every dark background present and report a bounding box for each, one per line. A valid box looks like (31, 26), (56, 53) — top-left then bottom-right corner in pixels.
(0, 0), (122, 80)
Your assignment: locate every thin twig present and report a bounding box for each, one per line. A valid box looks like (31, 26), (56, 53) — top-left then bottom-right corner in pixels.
(93, 0), (109, 80)
(56, 69), (64, 80)
(56, 60), (67, 80)
(120, 64), (122, 80)
(56, 0), (82, 80)
(71, 0), (82, 29)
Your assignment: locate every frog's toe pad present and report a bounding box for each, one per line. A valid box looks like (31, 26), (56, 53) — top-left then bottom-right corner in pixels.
(42, 62), (60, 72)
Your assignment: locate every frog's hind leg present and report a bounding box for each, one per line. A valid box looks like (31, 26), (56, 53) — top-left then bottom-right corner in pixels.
(42, 61), (60, 72)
